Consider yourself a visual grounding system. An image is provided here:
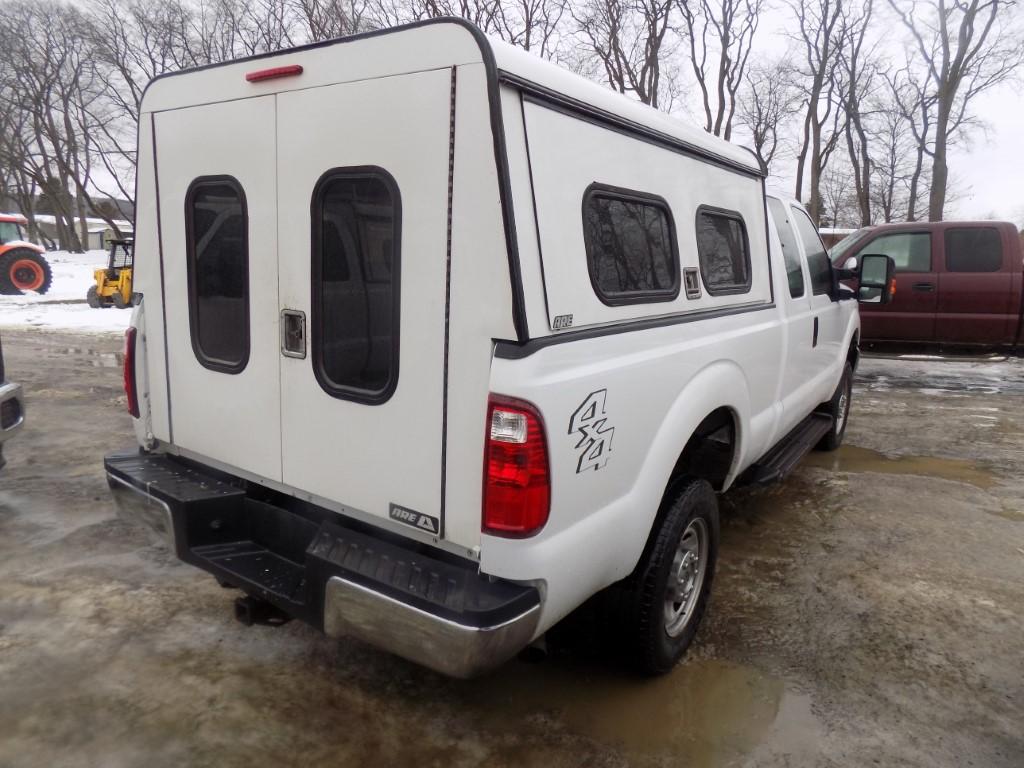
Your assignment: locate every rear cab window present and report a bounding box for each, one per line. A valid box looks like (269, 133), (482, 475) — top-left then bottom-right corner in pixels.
(185, 176), (249, 373)
(790, 207), (833, 296)
(945, 228), (1003, 272)
(854, 232), (931, 273)
(582, 184), (680, 305)
(696, 207), (751, 295)
(311, 167), (400, 404)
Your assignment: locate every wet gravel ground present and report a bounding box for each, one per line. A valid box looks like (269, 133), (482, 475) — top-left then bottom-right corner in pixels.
(0, 328), (1021, 768)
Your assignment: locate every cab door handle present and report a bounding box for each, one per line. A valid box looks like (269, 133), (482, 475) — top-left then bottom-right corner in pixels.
(912, 282), (935, 292)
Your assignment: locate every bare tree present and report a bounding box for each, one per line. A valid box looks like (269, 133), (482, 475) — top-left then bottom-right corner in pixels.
(372, 0), (566, 57)
(839, 0), (876, 225)
(888, 0), (1024, 220)
(0, 0), (106, 249)
(736, 57), (801, 172)
(868, 91), (917, 221)
(788, 0), (847, 224)
(571, 0), (678, 107)
(294, 0), (372, 40)
(820, 161), (862, 227)
(676, 0), (764, 140)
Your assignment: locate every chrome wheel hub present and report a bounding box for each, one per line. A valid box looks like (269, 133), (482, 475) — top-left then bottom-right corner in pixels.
(664, 518), (709, 638)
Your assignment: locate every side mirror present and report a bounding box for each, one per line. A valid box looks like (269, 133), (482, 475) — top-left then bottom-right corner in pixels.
(856, 253), (896, 305)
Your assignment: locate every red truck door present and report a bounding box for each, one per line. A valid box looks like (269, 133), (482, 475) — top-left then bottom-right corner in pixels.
(849, 230), (937, 341)
(936, 226), (1019, 344)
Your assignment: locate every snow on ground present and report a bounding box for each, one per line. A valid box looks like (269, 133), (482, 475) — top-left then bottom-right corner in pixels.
(0, 250), (130, 334)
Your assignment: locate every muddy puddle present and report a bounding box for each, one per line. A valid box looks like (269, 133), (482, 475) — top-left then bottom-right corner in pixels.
(459, 659), (818, 765)
(804, 444), (998, 488)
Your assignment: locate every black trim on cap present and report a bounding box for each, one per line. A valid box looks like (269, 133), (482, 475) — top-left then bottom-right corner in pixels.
(505, 71), (764, 180)
(494, 302), (776, 359)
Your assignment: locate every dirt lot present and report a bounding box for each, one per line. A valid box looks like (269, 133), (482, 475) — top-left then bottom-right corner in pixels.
(1, 327), (1021, 768)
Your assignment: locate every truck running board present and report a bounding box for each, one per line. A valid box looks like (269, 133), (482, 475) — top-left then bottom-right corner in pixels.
(739, 413), (832, 485)
(104, 451), (539, 633)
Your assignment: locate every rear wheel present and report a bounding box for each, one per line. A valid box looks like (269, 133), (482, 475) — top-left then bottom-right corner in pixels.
(603, 478), (720, 674)
(0, 249), (52, 295)
(816, 362), (853, 451)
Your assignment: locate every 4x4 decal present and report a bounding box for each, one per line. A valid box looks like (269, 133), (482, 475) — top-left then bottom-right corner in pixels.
(569, 390), (615, 473)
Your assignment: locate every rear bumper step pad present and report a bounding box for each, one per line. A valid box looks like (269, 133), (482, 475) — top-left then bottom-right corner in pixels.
(105, 451), (540, 677)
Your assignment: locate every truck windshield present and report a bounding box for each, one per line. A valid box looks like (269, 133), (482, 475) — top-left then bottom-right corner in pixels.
(0, 222), (23, 244)
(829, 227), (871, 262)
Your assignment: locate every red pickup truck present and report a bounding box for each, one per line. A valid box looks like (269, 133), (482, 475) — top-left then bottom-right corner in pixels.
(830, 221), (1024, 347)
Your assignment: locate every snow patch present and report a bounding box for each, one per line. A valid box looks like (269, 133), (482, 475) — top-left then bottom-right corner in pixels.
(0, 250), (129, 334)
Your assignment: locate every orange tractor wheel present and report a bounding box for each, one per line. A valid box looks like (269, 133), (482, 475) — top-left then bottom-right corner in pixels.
(0, 249), (52, 295)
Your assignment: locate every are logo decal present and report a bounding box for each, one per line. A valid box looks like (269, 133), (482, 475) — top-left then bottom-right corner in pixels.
(389, 503), (440, 535)
(568, 390), (615, 473)
(552, 313), (574, 330)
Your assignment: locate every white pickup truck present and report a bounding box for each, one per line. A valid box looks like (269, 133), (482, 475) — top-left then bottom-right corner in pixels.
(105, 19), (894, 678)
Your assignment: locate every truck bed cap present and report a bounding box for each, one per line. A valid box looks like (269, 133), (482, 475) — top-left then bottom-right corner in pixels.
(140, 18), (761, 177)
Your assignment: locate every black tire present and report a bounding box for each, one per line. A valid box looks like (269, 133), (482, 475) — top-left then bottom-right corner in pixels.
(816, 362), (853, 451)
(112, 290), (128, 309)
(86, 285), (103, 308)
(0, 249), (53, 295)
(603, 478), (720, 674)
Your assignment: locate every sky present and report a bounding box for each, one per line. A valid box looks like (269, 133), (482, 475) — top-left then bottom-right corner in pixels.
(746, 4), (1024, 225)
(68, 1), (1022, 225)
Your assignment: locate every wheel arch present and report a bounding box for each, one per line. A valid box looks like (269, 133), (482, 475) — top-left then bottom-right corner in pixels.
(0, 241), (46, 257)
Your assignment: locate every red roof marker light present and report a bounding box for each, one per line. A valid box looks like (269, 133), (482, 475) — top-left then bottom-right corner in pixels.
(246, 64), (303, 83)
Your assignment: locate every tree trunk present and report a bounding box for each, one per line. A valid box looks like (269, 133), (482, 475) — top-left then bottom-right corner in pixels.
(808, 117), (823, 223)
(906, 143), (924, 222)
(928, 96), (952, 221)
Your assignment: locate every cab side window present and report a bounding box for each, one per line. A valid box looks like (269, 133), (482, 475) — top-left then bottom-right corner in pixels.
(854, 232), (931, 273)
(767, 198), (805, 298)
(790, 207), (832, 296)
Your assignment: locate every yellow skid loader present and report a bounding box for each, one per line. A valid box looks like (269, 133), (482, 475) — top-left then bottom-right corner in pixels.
(87, 239), (133, 309)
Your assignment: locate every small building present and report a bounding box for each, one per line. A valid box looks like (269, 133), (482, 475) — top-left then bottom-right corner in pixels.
(819, 227), (858, 249)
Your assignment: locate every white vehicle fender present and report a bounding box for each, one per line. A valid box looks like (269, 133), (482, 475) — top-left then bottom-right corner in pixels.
(632, 358), (751, 525)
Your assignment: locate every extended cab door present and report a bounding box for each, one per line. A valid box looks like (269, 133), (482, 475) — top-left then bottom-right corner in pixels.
(849, 230), (936, 341)
(936, 226), (1019, 344)
(789, 205), (845, 404)
(153, 97), (282, 481)
(275, 70), (454, 539)
(767, 198), (816, 432)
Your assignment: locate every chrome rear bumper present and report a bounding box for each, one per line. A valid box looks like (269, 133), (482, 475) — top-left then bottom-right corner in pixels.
(324, 576), (540, 678)
(105, 451), (542, 678)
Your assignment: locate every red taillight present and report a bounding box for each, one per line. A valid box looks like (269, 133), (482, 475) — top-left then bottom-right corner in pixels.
(483, 395), (550, 537)
(124, 327), (139, 418)
(245, 64), (303, 82)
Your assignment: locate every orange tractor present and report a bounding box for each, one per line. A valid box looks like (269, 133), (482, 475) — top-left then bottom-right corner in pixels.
(0, 213), (51, 294)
